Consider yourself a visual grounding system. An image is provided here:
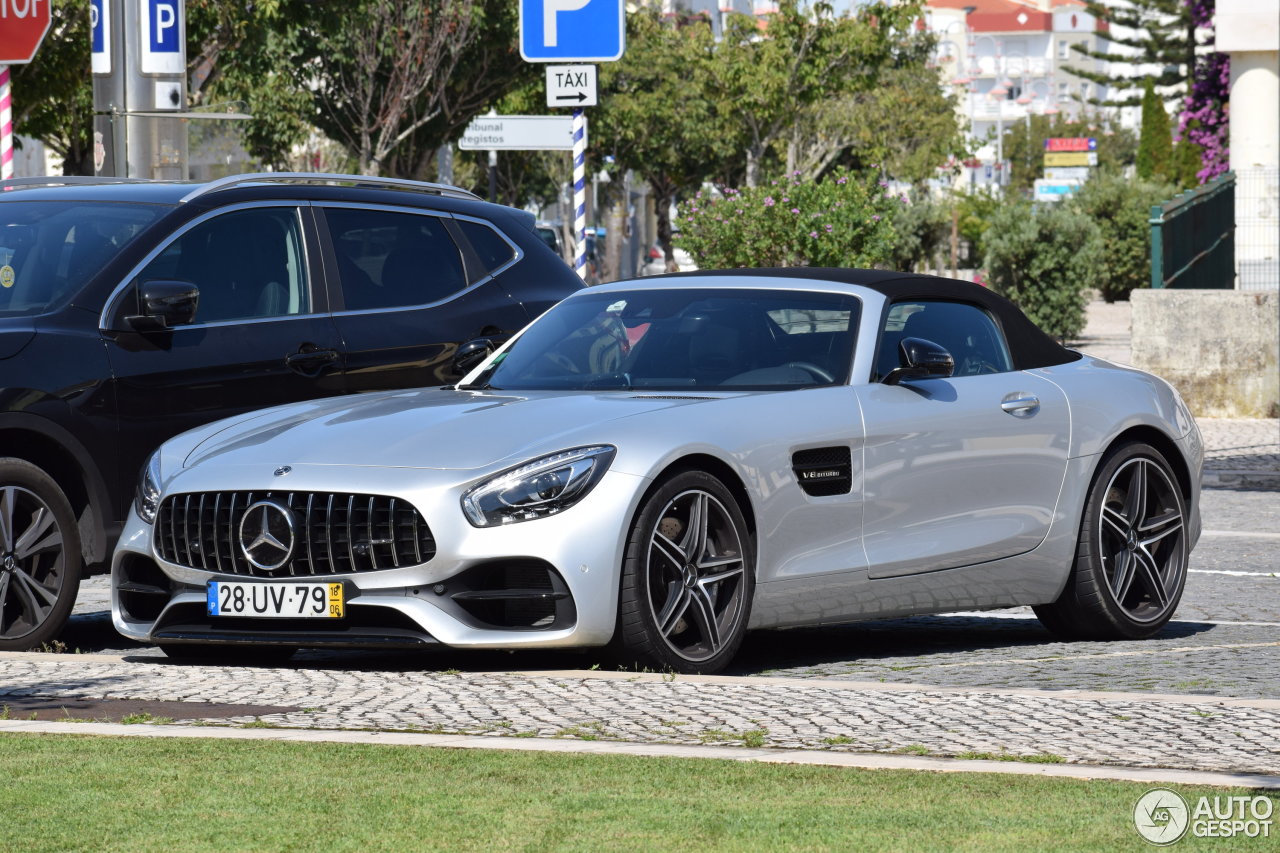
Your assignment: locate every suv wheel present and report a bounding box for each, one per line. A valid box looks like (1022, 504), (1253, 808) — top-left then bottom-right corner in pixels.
(0, 458), (82, 651)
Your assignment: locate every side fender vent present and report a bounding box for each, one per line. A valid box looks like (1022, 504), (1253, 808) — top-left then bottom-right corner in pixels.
(792, 446), (852, 497)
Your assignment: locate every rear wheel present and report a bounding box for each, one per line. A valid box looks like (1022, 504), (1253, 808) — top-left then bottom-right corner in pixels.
(0, 458), (82, 652)
(1035, 442), (1188, 640)
(614, 470), (754, 674)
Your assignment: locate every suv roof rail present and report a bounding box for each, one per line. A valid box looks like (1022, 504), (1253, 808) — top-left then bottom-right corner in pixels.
(0, 176), (153, 190)
(180, 172), (482, 204)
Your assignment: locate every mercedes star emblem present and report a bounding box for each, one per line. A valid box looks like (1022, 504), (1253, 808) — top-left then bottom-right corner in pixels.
(238, 499), (296, 571)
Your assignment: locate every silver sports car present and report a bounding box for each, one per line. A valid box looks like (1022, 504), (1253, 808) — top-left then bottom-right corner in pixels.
(112, 270), (1202, 673)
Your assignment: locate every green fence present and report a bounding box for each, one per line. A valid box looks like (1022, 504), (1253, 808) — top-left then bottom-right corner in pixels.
(1150, 171), (1235, 289)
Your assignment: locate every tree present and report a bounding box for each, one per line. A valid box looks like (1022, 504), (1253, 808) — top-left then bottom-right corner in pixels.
(982, 201), (1102, 340)
(785, 57), (967, 185)
(594, 11), (732, 270)
(186, 0), (314, 169)
(1136, 79), (1173, 180)
(298, 0), (479, 176)
(11, 4), (94, 175)
(380, 0), (539, 181)
(704, 0), (916, 187)
(1063, 0), (1202, 109)
(1068, 170), (1177, 302)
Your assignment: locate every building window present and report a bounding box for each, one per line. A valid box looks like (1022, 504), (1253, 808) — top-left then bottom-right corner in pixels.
(1058, 39), (1069, 60)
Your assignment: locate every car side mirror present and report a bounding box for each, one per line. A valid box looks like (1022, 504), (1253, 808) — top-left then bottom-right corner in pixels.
(452, 337), (495, 376)
(125, 280), (200, 331)
(883, 337), (954, 385)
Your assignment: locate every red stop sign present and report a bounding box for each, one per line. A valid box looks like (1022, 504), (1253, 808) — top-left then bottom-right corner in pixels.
(0, 0), (52, 64)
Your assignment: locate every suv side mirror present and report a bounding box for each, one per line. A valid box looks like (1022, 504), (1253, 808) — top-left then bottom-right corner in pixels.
(883, 337), (954, 385)
(452, 337), (496, 376)
(126, 280), (200, 331)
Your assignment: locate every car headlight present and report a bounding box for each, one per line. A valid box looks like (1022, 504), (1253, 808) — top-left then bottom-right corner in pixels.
(461, 446), (616, 527)
(135, 451), (163, 525)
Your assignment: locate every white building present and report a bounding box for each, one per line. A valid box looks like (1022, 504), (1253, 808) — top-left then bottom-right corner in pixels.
(1217, 0), (1279, 291)
(923, 0), (1120, 184)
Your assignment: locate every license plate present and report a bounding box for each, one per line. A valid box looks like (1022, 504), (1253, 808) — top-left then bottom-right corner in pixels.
(207, 581), (344, 618)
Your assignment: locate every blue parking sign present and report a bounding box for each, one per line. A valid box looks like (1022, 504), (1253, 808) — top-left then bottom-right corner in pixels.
(520, 0), (625, 63)
(140, 0), (184, 74)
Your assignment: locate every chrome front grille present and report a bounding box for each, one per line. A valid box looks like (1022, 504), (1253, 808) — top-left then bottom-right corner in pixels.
(155, 491), (436, 577)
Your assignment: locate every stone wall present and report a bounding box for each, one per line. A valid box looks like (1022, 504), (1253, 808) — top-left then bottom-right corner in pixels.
(1131, 289), (1280, 418)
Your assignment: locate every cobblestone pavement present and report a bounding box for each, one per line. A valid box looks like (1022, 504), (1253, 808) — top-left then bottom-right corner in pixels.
(1, 654), (1278, 775)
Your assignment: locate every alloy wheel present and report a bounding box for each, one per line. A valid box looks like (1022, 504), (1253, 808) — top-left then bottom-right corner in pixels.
(1096, 457), (1187, 624)
(0, 485), (68, 642)
(644, 488), (748, 664)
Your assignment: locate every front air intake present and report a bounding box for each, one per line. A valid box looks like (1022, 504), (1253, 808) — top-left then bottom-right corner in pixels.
(792, 446), (852, 496)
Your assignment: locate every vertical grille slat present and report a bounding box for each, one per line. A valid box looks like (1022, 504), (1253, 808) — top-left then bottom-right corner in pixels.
(388, 498), (400, 569)
(325, 494), (336, 576)
(153, 491), (434, 578)
(305, 493), (315, 576)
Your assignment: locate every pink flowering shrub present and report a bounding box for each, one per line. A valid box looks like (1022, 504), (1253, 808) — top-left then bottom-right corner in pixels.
(1179, 0), (1229, 183)
(674, 170), (899, 269)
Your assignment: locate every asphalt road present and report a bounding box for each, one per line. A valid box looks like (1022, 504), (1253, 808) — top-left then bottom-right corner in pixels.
(64, 487), (1280, 699)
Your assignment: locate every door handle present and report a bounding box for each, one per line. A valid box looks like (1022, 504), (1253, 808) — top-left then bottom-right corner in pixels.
(1000, 393), (1040, 416)
(286, 346), (340, 377)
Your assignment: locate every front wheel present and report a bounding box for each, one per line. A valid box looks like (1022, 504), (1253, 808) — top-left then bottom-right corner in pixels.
(0, 458), (82, 651)
(1035, 442), (1189, 640)
(613, 470), (754, 674)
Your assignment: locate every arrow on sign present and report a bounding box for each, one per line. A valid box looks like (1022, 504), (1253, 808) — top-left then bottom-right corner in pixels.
(555, 92), (589, 103)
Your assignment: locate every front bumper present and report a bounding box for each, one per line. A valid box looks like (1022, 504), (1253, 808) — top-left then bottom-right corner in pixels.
(111, 463), (649, 650)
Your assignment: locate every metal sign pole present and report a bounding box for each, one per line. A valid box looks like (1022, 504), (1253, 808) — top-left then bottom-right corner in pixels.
(0, 66), (11, 180)
(572, 107), (587, 279)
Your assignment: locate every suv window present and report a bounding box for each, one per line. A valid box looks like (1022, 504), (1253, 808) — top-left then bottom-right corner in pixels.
(324, 207), (468, 310)
(135, 207), (309, 324)
(0, 201), (163, 317)
(876, 300), (1013, 379)
(457, 219), (517, 277)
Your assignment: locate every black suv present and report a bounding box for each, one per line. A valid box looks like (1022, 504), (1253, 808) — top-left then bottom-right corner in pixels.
(0, 172), (582, 650)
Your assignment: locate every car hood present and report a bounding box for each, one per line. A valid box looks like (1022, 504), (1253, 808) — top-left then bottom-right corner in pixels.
(184, 387), (727, 471)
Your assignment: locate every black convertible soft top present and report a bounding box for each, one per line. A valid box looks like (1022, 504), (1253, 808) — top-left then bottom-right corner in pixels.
(661, 267), (1081, 371)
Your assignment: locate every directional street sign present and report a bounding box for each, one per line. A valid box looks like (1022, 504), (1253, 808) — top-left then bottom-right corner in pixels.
(458, 115), (585, 151)
(520, 0), (625, 63)
(1044, 151), (1098, 167)
(1034, 179), (1081, 202)
(1044, 166), (1090, 181)
(546, 64), (597, 107)
(1044, 137), (1097, 152)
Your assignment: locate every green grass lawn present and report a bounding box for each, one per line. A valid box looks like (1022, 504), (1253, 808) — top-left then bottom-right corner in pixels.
(0, 734), (1274, 852)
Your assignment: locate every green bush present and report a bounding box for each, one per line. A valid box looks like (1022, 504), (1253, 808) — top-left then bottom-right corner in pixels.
(885, 193), (951, 274)
(981, 201), (1102, 340)
(1068, 171), (1177, 303)
(674, 169), (899, 269)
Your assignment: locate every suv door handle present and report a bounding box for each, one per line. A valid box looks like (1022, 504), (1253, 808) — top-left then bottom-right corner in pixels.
(1000, 393), (1040, 416)
(286, 346), (340, 377)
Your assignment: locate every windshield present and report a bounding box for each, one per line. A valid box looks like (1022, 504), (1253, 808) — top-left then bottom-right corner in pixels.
(470, 287), (860, 391)
(0, 201), (166, 317)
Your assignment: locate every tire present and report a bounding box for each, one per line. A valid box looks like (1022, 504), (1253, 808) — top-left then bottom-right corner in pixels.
(159, 644), (297, 664)
(0, 458), (83, 652)
(1034, 442), (1189, 641)
(613, 470), (754, 674)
